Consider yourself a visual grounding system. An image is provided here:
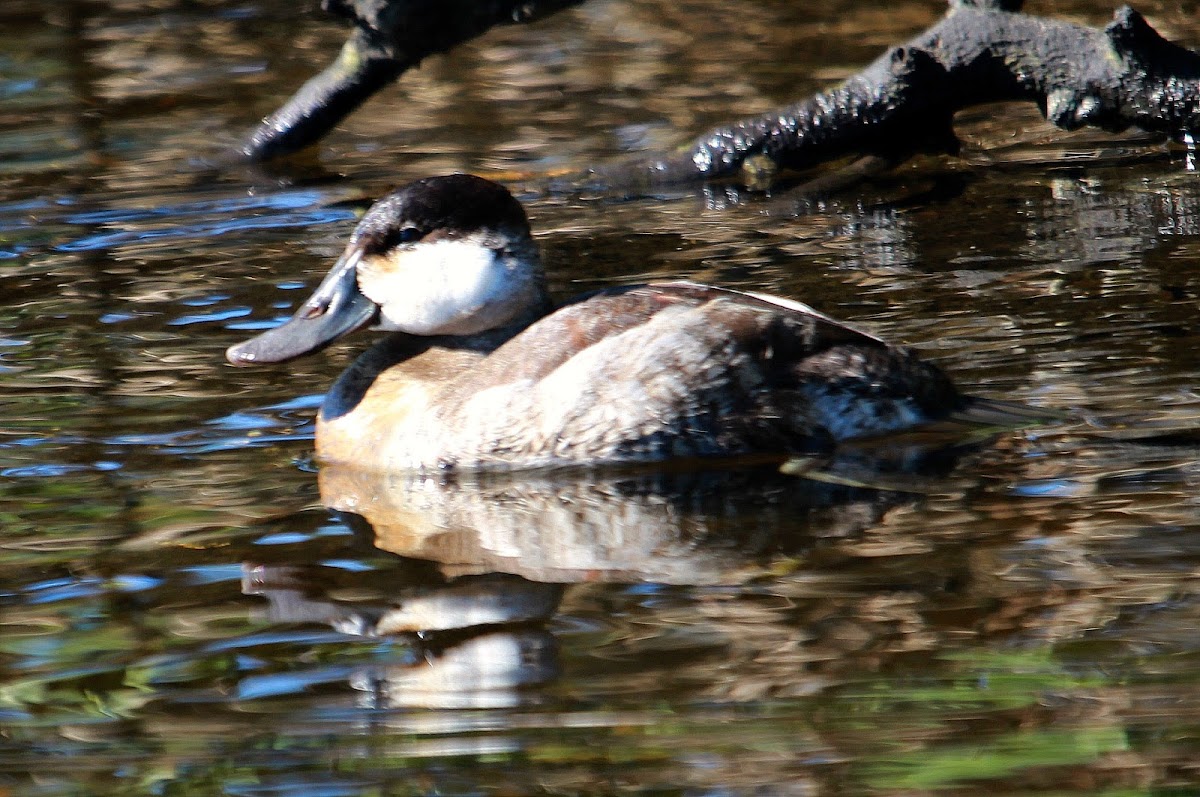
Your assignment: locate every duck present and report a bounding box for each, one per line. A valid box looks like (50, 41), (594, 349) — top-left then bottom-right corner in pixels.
(227, 173), (1016, 472)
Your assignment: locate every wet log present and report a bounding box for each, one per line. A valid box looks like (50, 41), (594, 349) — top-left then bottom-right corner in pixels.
(240, 0), (1200, 182)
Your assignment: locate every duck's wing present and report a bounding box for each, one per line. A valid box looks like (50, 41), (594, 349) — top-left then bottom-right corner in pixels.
(673, 281), (893, 347)
(431, 282), (960, 466)
(457, 281), (892, 388)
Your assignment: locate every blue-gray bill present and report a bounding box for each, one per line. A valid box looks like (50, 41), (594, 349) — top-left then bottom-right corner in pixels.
(226, 246), (378, 365)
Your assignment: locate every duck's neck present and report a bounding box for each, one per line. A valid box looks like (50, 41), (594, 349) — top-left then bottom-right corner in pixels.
(319, 296), (551, 425)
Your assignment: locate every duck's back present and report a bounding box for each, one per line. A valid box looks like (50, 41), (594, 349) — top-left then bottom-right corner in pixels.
(324, 283), (963, 471)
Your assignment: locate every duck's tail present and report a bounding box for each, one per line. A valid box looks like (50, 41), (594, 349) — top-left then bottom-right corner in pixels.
(834, 396), (1065, 455)
(947, 395), (1067, 431)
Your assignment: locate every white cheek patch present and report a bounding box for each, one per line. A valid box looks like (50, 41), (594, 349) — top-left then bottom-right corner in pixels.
(362, 240), (508, 335)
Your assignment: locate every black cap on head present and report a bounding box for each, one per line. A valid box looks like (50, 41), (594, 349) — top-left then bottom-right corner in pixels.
(353, 174), (531, 252)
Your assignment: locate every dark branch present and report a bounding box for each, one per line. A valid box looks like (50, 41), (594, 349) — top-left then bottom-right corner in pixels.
(241, 0), (584, 161)
(613, 5), (1200, 185)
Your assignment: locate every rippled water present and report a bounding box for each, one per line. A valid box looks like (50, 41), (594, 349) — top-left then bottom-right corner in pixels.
(5, 0), (1200, 794)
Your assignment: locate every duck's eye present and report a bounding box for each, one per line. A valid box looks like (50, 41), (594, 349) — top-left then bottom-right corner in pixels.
(393, 226), (423, 245)
(362, 225), (424, 254)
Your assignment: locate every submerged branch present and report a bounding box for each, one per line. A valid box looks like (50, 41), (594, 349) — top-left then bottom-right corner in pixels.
(612, 5), (1200, 185)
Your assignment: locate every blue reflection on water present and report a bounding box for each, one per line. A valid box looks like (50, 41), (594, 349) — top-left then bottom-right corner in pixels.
(255, 532), (312, 546)
(169, 307), (252, 326)
(58, 190), (330, 225)
(180, 564), (248, 585)
(179, 293), (233, 307)
(269, 395), (325, 412)
(20, 574), (162, 604)
(1, 463), (94, 478)
(227, 314), (289, 330)
(102, 388), (324, 453)
(208, 411), (279, 431)
(0, 189), (355, 267)
(204, 630), (355, 654)
(99, 311), (157, 324)
(0, 78), (38, 98)
(56, 208), (354, 252)
(320, 559), (374, 571)
(1009, 479), (1087, 497)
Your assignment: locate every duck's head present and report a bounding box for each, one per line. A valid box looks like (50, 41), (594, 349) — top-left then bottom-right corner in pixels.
(227, 174), (544, 365)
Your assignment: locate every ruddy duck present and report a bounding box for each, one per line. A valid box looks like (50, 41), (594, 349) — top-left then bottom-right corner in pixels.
(228, 174), (1003, 471)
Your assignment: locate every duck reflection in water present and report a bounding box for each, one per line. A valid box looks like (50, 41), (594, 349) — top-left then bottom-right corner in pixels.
(245, 450), (973, 710)
(227, 174), (1046, 472)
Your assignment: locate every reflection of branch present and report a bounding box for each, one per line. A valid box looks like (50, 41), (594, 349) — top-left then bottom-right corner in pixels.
(241, 0), (584, 160)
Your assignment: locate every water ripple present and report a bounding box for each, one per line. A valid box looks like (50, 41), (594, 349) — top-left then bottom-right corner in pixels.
(59, 190), (330, 225)
(169, 307), (252, 326)
(55, 209), (352, 253)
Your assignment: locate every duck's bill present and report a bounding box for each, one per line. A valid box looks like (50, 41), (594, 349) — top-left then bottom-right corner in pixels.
(226, 245), (379, 366)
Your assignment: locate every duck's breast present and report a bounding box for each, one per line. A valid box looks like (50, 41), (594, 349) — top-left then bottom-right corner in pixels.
(316, 335), (490, 469)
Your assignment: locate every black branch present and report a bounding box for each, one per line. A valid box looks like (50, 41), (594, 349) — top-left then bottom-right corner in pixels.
(628, 4), (1200, 185)
(240, 0), (1200, 180)
(241, 0), (584, 161)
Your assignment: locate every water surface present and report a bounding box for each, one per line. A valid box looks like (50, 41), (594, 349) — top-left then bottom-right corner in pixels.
(5, 0), (1200, 794)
